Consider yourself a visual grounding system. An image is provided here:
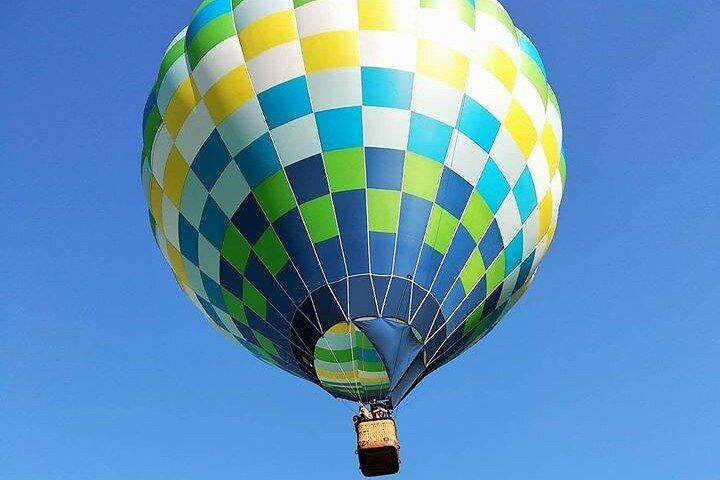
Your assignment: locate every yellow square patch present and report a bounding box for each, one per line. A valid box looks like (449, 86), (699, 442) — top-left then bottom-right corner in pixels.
(504, 100), (537, 159)
(301, 31), (359, 73)
(540, 123), (560, 175)
(478, 43), (517, 92)
(163, 146), (190, 208)
(164, 77), (201, 138)
(149, 177), (164, 228)
(203, 65), (254, 124)
(537, 190), (553, 240)
(417, 39), (469, 91)
(358, 0), (415, 33)
(238, 11), (298, 60)
(166, 242), (189, 287)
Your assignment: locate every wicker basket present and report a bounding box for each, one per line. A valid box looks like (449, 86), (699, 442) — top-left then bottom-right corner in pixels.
(357, 418), (399, 449)
(356, 418), (400, 476)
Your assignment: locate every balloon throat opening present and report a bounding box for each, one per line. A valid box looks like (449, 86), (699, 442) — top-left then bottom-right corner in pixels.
(353, 317), (426, 407)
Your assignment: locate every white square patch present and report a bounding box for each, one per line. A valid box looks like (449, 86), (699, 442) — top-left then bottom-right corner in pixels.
(362, 106), (411, 150)
(525, 142), (551, 194)
(162, 195), (181, 250)
(417, 8), (477, 59)
(489, 128), (526, 187)
(465, 63), (512, 122)
(498, 266), (520, 305)
(411, 75), (464, 127)
(512, 75), (547, 133)
(156, 57), (190, 114)
(217, 98), (268, 155)
(246, 41), (305, 94)
(306, 67), (361, 111)
(211, 160), (250, 217)
(175, 102), (215, 162)
(495, 195), (522, 245)
(192, 36), (246, 95)
(179, 171), (210, 229)
(359, 31), (417, 71)
(474, 13), (519, 63)
(447, 131), (489, 187)
(271, 114), (322, 166)
(295, 0), (358, 37)
(198, 233), (221, 284)
(151, 126), (174, 182)
(183, 258), (207, 299)
(522, 208), (539, 255)
(233, 0), (294, 31)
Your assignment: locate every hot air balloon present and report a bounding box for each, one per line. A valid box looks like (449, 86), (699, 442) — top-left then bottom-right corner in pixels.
(141, 0), (565, 475)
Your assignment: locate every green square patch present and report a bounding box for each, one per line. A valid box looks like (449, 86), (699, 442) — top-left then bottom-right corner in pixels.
(186, 15), (236, 69)
(142, 108), (162, 157)
(222, 224), (251, 274)
(459, 248), (486, 292)
(254, 227), (289, 275)
(222, 287), (248, 325)
(476, 0), (515, 33)
(367, 189), (401, 233)
(461, 191), (494, 242)
(462, 303), (485, 335)
(248, 342), (278, 365)
(324, 148), (365, 192)
(403, 152), (442, 201)
(299, 195), (339, 244)
(424, 204), (459, 254)
(420, 0), (475, 28)
(158, 39), (186, 85)
(254, 171), (297, 222)
(253, 331), (280, 358)
(243, 278), (266, 319)
(485, 252), (506, 295)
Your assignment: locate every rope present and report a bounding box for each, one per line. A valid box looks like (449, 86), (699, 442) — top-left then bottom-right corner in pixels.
(346, 321), (365, 403)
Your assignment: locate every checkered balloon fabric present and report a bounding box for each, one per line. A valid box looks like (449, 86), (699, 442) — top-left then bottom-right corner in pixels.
(141, 0), (566, 404)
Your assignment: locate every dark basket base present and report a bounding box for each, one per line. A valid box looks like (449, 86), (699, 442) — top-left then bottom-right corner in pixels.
(358, 446), (400, 477)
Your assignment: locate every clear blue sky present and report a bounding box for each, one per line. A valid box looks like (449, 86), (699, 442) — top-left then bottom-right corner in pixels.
(1, 1), (719, 479)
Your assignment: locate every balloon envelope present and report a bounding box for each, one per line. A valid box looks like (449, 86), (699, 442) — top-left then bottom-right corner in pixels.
(141, 0), (566, 405)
